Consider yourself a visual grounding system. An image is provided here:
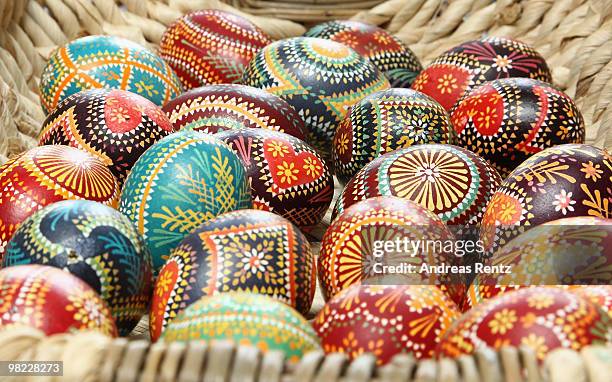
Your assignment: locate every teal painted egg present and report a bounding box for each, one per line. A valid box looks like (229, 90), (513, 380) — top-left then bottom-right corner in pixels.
(161, 292), (320, 362)
(119, 130), (252, 272)
(40, 35), (183, 114)
(4, 200), (152, 335)
(242, 37), (390, 157)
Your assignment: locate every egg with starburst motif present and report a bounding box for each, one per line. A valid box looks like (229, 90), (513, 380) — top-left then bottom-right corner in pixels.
(149, 209), (315, 341)
(243, 37), (390, 156)
(314, 284), (459, 364)
(0, 145), (120, 262)
(0, 265), (117, 336)
(119, 130), (252, 273)
(163, 84), (307, 140)
(412, 37), (551, 111)
(333, 144), (501, 228)
(216, 128), (333, 229)
(40, 35), (182, 113)
(305, 20), (422, 87)
(4, 200), (153, 336)
(159, 10), (272, 89)
(161, 292), (320, 362)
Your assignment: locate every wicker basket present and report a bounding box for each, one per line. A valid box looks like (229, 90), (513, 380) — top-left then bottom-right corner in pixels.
(0, 0), (610, 380)
(223, 0), (388, 23)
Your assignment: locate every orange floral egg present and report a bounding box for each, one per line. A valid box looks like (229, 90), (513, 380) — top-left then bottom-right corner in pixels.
(437, 287), (611, 361)
(314, 284), (460, 364)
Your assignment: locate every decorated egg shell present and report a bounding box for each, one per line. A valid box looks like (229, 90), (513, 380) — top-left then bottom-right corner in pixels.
(437, 287), (611, 361)
(569, 285), (612, 318)
(242, 37), (390, 156)
(39, 89), (175, 185)
(464, 216), (612, 311)
(304, 20), (422, 87)
(452, 78), (585, 177)
(0, 265), (117, 336)
(162, 84), (307, 140)
(216, 128), (333, 228)
(4, 200), (153, 336)
(480, 144), (611, 253)
(333, 88), (455, 184)
(332, 144), (502, 228)
(412, 36), (552, 111)
(159, 10), (272, 89)
(150, 209), (315, 341)
(319, 196), (458, 301)
(0, 145), (120, 261)
(314, 284), (460, 364)
(119, 130), (252, 273)
(161, 292), (320, 362)
(40, 35), (182, 114)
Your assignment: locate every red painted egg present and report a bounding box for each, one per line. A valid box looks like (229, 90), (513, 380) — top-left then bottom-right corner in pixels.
(150, 210), (315, 341)
(463, 216), (611, 311)
(0, 265), (117, 336)
(0, 145), (120, 261)
(314, 284), (460, 364)
(412, 37), (551, 111)
(480, 144), (611, 253)
(216, 128), (333, 229)
(319, 196), (458, 301)
(452, 78), (585, 177)
(163, 84), (307, 140)
(304, 20), (422, 87)
(332, 144), (502, 228)
(159, 10), (272, 89)
(39, 89), (175, 185)
(570, 285), (612, 318)
(437, 287), (611, 361)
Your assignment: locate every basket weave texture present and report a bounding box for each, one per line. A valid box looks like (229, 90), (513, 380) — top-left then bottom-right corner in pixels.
(0, 0), (610, 380)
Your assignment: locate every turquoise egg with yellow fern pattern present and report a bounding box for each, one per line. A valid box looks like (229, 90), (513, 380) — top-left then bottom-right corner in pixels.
(3, 199), (152, 336)
(119, 130), (252, 273)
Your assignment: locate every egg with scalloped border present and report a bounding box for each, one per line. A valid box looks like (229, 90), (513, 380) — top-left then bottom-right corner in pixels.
(149, 209), (315, 341)
(4, 200), (153, 336)
(314, 284), (460, 364)
(0, 265), (117, 336)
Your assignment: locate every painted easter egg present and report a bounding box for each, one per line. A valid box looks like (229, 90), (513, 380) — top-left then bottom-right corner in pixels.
(216, 128), (333, 228)
(480, 144), (611, 253)
(333, 144), (502, 228)
(412, 37), (552, 111)
(119, 130), (252, 273)
(464, 216), (611, 311)
(39, 89), (175, 185)
(332, 88), (455, 183)
(242, 37), (390, 156)
(314, 284), (460, 364)
(159, 10), (272, 89)
(162, 84), (307, 140)
(570, 286), (612, 318)
(304, 20), (422, 87)
(452, 78), (585, 177)
(319, 196), (458, 301)
(437, 287), (612, 361)
(150, 209), (314, 341)
(40, 35), (182, 114)
(161, 292), (320, 362)
(4, 200), (153, 335)
(0, 265), (117, 336)
(0, 145), (120, 261)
